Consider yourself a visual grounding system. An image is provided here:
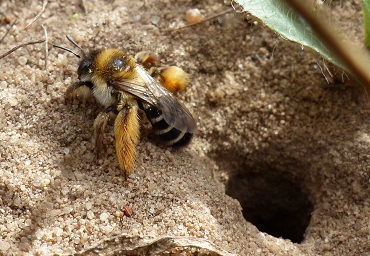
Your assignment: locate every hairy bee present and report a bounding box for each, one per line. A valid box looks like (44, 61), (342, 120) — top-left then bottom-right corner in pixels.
(54, 37), (196, 179)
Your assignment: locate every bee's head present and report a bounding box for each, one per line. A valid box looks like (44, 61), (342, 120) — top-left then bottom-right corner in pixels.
(54, 37), (135, 82)
(77, 50), (100, 80)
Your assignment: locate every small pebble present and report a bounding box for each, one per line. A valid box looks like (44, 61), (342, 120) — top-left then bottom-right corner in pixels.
(86, 211), (94, 219)
(0, 239), (11, 252)
(8, 97), (18, 107)
(0, 81), (7, 89)
(150, 16), (160, 25)
(17, 56), (28, 66)
(99, 212), (109, 221)
(41, 179), (50, 187)
(185, 8), (202, 24)
(114, 211), (124, 218)
(85, 201), (93, 210)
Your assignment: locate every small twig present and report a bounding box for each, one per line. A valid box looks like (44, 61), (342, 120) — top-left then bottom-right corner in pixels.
(230, 0), (244, 13)
(41, 24), (48, 69)
(80, 0), (87, 14)
(0, 39), (45, 59)
(24, 0), (48, 29)
(163, 8), (234, 33)
(0, 19), (17, 44)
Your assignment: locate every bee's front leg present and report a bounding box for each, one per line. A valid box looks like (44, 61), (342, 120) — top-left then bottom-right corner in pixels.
(65, 81), (93, 102)
(114, 100), (140, 179)
(93, 106), (118, 160)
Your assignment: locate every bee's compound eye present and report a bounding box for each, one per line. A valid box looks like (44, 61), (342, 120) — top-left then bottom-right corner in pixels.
(112, 58), (126, 69)
(78, 59), (93, 78)
(76, 50), (101, 79)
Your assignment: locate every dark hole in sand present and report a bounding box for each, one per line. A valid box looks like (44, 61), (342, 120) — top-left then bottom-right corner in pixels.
(226, 170), (313, 243)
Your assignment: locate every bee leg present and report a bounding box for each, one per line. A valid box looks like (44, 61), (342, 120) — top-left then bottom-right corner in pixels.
(147, 67), (158, 76)
(114, 100), (140, 179)
(65, 81), (93, 102)
(93, 106), (118, 160)
(153, 66), (190, 94)
(134, 51), (158, 69)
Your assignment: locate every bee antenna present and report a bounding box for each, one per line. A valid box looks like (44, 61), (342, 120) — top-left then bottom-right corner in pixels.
(66, 35), (86, 58)
(52, 44), (81, 58)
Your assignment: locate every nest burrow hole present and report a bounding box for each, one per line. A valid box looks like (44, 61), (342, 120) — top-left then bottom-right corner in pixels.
(226, 168), (313, 243)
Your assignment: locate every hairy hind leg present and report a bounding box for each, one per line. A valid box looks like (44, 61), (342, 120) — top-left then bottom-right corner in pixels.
(114, 100), (140, 179)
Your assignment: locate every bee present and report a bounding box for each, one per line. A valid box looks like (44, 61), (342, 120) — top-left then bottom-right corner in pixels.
(54, 36), (196, 179)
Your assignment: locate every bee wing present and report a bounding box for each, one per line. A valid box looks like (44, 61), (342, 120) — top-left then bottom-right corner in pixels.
(111, 79), (158, 106)
(111, 66), (196, 133)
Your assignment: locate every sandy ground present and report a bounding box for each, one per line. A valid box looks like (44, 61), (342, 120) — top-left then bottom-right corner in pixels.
(1, 0), (370, 255)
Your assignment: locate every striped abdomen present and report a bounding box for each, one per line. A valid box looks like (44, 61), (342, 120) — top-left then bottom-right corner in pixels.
(138, 101), (193, 146)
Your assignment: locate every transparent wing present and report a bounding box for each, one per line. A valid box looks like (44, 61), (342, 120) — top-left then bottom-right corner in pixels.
(111, 78), (158, 106)
(111, 66), (196, 133)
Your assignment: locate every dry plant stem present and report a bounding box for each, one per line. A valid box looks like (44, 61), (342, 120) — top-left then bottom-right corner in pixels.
(76, 235), (237, 256)
(284, 0), (370, 91)
(0, 19), (17, 44)
(80, 0), (88, 13)
(0, 39), (45, 59)
(24, 0), (48, 29)
(42, 25), (48, 70)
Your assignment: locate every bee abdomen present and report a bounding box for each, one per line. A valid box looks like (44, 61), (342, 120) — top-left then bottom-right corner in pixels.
(138, 102), (193, 146)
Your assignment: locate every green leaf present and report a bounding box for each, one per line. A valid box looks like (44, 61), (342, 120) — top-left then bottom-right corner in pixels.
(236, 0), (370, 89)
(363, 0), (370, 48)
(235, 0), (344, 69)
